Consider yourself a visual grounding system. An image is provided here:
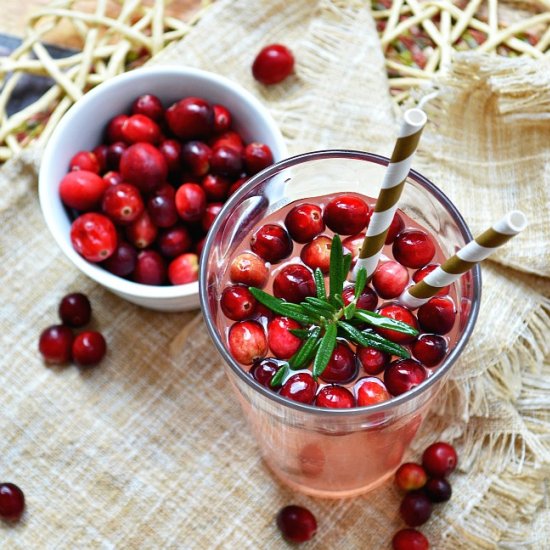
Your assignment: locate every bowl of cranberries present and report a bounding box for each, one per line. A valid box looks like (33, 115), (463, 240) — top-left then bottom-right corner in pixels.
(39, 66), (287, 311)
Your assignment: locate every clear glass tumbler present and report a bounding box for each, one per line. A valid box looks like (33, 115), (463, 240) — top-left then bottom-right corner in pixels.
(199, 151), (481, 498)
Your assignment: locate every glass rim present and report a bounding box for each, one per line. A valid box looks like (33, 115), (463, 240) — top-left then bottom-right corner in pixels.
(199, 149), (481, 417)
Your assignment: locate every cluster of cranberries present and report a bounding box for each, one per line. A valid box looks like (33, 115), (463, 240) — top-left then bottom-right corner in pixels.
(60, 93), (275, 286)
(221, 193), (457, 408)
(38, 293), (106, 367)
(0, 483), (25, 523)
(392, 442), (458, 549)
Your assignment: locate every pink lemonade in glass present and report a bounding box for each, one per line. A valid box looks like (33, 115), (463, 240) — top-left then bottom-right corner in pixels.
(200, 151), (480, 498)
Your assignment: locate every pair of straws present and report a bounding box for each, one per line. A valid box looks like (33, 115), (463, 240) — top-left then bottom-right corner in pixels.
(351, 108), (527, 308)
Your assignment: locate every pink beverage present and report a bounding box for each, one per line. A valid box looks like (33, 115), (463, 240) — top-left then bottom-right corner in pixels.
(200, 152), (480, 498)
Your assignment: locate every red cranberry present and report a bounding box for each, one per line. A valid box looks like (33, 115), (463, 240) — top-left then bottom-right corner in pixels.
(376, 304), (419, 344)
(119, 143), (168, 193)
(342, 285), (378, 311)
(300, 236), (332, 273)
(384, 359), (426, 396)
(280, 373), (318, 404)
(228, 176), (248, 196)
(202, 174), (230, 201)
(273, 264), (315, 303)
(243, 142), (274, 175)
(356, 346), (390, 375)
(320, 341), (357, 384)
(250, 224), (292, 263)
(229, 253), (269, 288)
(59, 170), (108, 211)
(125, 210), (158, 249)
(202, 202), (223, 232)
(93, 145), (108, 173)
(106, 141), (127, 171)
(102, 183), (144, 224)
(393, 230), (435, 269)
(131, 93), (164, 122)
(400, 490), (432, 527)
(158, 225), (192, 258)
(221, 285), (258, 321)
(411, 334), (448, 367)
(167, 253), (199, 285)
(38, 324), (73, 364)
(395, 463), (428, 491)
(252, 44), (295, 85)
(58, 293), (91, 327)
(195, 237), (206, 258)
(392, 529), (430, 550)
(159, 139), (182, 174)
(342, 233), (366, 261)
(0, 483), (25, 521)
(175, 183), (207, 223)
(422, 442), (457, 478)
(213, 104), (232, 133)
(385, 213), (405, 244)
(147, 184), (178, 228)
(285, 203), (325, 243)
(72, 331), (106, 366)
(316, 385), (355, 408)
(71, 213), (117, 262)
(105, 114), (128, 143)
(134, 250), (166, 285)
(69, 150), (100, 173)
(228, 320), (267, 364)
(102, 240), (137, 277)
(417, 297), (456, 335)
(413, 264), (449, 296)
(250, 358), (282, 388)
(323, 195), (370, 235)
(267, 316), (302, 359)
(181, 141), (212, 176)
(425, 477), (452, 502)
(211, 130), (243, 153)
(372, 261), (410, 299)
(103, 171), (123, 187)
(354, 376), (390, 406)
(166, 96), (214, 140)
(210, 145), (243, 178)
(121, 114), (161, 144)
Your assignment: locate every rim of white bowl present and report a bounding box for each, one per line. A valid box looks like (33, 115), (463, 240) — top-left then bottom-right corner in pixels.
(39, 66), (288, 299)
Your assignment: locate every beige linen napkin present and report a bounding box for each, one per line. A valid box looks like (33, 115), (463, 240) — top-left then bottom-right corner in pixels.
(1, 1), (548, 548)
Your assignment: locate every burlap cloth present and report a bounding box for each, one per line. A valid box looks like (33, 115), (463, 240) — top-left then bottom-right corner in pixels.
(1, 1), (549, 548)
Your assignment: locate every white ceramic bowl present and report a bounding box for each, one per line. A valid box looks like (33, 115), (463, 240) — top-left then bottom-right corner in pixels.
(39, 66), (288, 312)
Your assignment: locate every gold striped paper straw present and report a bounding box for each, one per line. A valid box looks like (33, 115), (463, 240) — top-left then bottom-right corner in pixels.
(352, 108), (427, 281)
(400, 210), (528, 309)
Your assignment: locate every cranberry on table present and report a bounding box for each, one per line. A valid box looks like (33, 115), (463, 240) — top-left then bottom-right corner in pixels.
(181, 140), (212, 177)
(71, 213), (117, 262)
(250, 224), (293, 263)
(315, 385), (355, 408)
(39, 324), (73, 364)
(59, 170), (108, 211)
(400, 490), (433, 527)
(425, 477), (452, 502)
(392, 529), (430, 550)
(354, 376), (391, 406)
(147, 185), (179, 228)
(212, 104), (232, 133)
(69, 150), (100, 174)
(119, 142), (168, 194)
(376, 304), (419, 344)
(243, 142), (274, 175)
(417, 297), (456, 335)
(372, 261), (409, 299)
(413, 264), (449, 296)
(342, 232), (366, 260)
(411, 334), (448, 367)
(175, 183), (207, 223)
(221, 285), (258, 321)
(105, 114), (128, 143)
(252, 44), (295, 85)
(319, 342), (357, 384)
(125, 210), (158, 249)
(300, 236), (332, 274)
(280, 373), (318, 404)
(395, 463), (428, 491)
(0, 483), (25, 522)
(323, 194), (370, 235)
(385, 213), (405, 244)
(133, 250), (166, 285)
(393, 229), (435, 269)
(121, 114), (161, 145)
(285, 203), (325, 244)
(250, 358), (282, 388)
(342, 285), (378, 311)
(167, 253), (199, 285)
(422, 442), (458, 478)
(72, 331), (107, 367)
(276, 504), (317, 543)
(229, 252), (269, 288)
(228, 320), (267, 365)
(131, 93), (164, 122)
(210, 145), (243, 178)
(273, 264), (315, 303)
(102, 241), (137, 277)
(356, 346), (390, 375)
(58, 293), (91, 327)
(102, 183), (144, 224)
(384, 359), (426, 396)
(202, 174), (230, 201)
(166, 96), (214, 140)
(267, 316), (302, 359)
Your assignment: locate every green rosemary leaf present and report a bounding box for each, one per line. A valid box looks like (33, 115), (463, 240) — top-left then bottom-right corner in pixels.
(270, 364), (289, 387)
(343, 253), (352, 280)
(248, 288), (315, 325)
(312, 323), (337, 378)
(289, 326), (321, 370)
(328, 234), (344, 304)
(343, 301), (357, 320)
(314, 268), (327, 300)
(353, 309), (419, 336)
(304, 297), (337, 315)
(337, 321), (410, 358)
(354, 267), (367, 299)
(289, 328), (311, 339)
(300, 303), (325, 320)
